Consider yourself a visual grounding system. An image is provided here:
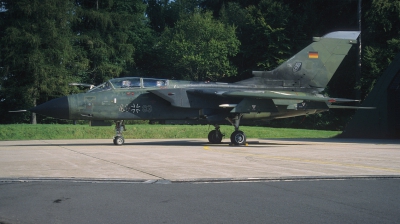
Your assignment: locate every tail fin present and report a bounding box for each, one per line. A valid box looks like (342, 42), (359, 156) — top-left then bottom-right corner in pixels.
(237, 31), (360, 88)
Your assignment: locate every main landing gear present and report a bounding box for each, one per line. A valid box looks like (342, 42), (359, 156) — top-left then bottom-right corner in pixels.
(208, 124), (224, 144)
(208, 114), (247, 145)
(113, 120), (125, 145)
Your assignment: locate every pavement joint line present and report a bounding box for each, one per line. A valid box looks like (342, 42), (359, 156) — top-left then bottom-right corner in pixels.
(172, 175), (400, 184)
(1, 175), (400, 184)
(39, 140), (165, 180)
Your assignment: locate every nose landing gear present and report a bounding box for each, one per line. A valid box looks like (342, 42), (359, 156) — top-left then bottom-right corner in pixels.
(113, 120), (125, 145)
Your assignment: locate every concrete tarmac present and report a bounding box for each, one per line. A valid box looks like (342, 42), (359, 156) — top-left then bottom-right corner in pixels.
(1, 138), (400, 223)
(1, 138), (400, 181)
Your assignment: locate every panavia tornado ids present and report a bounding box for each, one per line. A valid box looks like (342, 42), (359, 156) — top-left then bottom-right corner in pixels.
(29, 31), (364, 145)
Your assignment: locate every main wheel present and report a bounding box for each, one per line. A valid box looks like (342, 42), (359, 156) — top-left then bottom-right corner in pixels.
(208, 130), (223, 144)
(230, 131), (246, 145)
(113, 136), (124, 145)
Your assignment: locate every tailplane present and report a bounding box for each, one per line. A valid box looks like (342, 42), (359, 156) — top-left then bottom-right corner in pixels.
(237, 31), (360, 89)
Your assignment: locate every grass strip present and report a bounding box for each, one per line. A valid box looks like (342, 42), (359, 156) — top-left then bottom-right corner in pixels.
(0, 124), (341, 141)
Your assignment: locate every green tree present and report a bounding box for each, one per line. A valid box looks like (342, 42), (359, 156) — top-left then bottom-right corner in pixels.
(73, 0), (149, 84)
(158, 10), (240, 81)
(141, 0), (207, 78)
(144, 0), (210, 34)
(219, 0), (292, 79)
(359, 0), (400, 99)
(0, 0), (81, 124)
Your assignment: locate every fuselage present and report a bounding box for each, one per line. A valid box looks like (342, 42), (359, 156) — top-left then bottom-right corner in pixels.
(34, 77), (326, 124)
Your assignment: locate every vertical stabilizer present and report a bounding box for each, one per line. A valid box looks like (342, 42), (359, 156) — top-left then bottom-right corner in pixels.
(238, 31), (360, 88)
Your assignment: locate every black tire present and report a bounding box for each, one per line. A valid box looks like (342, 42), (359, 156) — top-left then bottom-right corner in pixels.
(208, 130), (223, 144)
(230, 131), (246, 145)
(113, 136), (124, 145)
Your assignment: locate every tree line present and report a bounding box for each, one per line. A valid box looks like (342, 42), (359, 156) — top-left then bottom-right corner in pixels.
(0, 0), (399, 129)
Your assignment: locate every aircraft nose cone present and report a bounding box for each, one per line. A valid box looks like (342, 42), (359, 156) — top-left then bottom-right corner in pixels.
(30, 96), (70, 120)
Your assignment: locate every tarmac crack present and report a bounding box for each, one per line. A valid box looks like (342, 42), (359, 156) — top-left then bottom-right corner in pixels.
(42, 140), (165, 180)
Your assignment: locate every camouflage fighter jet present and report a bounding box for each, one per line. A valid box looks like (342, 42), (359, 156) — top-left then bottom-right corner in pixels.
(30, 31), (364, 145)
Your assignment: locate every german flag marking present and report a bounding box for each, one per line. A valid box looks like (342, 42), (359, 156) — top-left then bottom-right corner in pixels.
(308, 51), (319, 59)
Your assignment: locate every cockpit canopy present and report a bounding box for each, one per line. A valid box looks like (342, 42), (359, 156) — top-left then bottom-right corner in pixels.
(88, 77), (168, 92)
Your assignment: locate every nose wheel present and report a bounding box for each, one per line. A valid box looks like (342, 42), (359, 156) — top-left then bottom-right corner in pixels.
(113, 136), (125, 145)
(113, 120), (126, 145)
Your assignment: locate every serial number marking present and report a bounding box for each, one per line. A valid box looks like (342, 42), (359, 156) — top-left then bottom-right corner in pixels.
(142, 105), (152, 113)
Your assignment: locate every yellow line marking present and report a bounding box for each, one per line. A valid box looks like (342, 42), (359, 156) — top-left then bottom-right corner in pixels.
(202, 147), (400, 173)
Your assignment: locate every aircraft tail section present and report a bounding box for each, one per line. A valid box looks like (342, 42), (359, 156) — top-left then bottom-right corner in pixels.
(237, 31), (360, 89)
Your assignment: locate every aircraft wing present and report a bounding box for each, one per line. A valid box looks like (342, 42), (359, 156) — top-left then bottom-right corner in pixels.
(220, 90), (359, 103)
(149, 88), (365, 113)
(328, 105), (376, 109)
(221, 90), (376, 111)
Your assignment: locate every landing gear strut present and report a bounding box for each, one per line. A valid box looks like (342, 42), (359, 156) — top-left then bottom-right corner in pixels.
(226, 114), (246, 145)
(113, 120), (125, 145)
(208, 124), (224, 144)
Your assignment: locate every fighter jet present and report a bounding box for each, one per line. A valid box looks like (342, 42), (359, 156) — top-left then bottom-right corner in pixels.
(29, 31), (363, 145)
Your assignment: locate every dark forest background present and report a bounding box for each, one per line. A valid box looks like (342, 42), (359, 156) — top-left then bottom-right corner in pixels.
(1, 0), (399, 130)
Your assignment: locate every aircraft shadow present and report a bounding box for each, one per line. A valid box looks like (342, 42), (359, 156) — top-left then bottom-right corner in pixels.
(4, 138), (397, 148)
(123, 140), (297, 147)
(262, 138), (400, 145)
(2, 140), (300, 147)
